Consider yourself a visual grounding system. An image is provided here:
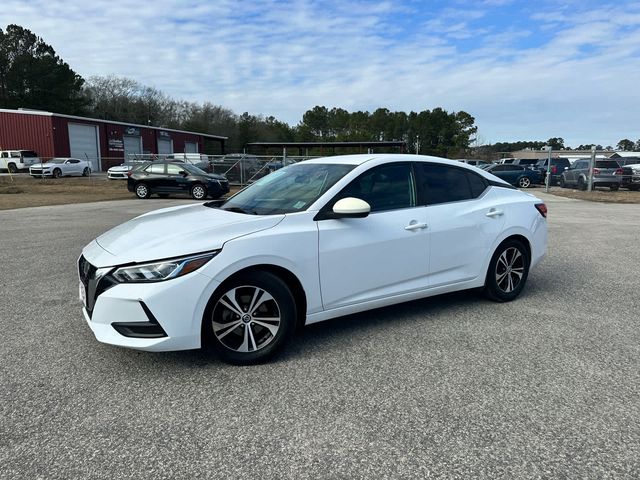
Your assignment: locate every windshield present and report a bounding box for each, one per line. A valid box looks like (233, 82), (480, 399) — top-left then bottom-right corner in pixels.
(46, 158), (66, 163)
(219, 163), (355, 215)
(182, 163), (207, 175)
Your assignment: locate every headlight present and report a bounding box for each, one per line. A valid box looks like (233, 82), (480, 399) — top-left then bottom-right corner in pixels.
(111, 251), (219, 283)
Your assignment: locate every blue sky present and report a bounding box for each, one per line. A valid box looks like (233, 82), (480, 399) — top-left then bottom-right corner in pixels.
(3, 0), (640, 147)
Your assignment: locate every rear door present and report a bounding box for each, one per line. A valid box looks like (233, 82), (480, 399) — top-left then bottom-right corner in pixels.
(416, 163), (505, 286)
(141, 163), (166, 191)
(317, 162), (430, 309)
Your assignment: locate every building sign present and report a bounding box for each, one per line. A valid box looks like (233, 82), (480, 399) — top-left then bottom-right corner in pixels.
(124, 127), (141, 136)
(108, 138), (124, 152)
(159, 131), (171, 138)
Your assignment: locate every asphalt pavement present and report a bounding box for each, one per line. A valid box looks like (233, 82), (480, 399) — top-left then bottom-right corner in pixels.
(1, 193), (639, 479)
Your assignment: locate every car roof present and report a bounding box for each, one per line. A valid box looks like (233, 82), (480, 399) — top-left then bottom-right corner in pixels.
(302, 153), (480, 167)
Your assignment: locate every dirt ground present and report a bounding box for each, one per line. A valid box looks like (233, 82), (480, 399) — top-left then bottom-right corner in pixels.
(0, 175), (238, 210)
(543, 186), (640, 203)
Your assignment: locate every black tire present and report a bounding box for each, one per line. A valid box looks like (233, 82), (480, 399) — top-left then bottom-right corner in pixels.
(158, 193), (170, 198)
(559, 176), (566, 188)
(191, 183), (207, 200)
(53, 168), (62, 178)
(517, 176), (532, 188)
(7, 163), (17, 174)
(610, 185), (619, 191)
(484, 239), (530, 302)
(135, 182), (151, 199)
(82, 167), (90, 177)
(203, 270), (297, 365)
(578, 177), (587, 191)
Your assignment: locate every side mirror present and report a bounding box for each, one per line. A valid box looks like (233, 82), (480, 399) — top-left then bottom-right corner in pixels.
(332, 197), (370, 218)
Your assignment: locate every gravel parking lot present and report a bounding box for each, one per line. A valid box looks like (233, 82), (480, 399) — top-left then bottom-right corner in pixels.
(1, 194), (639, 479)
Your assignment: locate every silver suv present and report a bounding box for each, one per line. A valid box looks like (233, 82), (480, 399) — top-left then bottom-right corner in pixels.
(560, 159), (622, 191)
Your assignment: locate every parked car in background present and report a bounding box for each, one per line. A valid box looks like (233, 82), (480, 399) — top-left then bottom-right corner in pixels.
(510, 159), (539, 169)
(619, 163), (640, 191)
(78, 154), (547, 364)
(497, 158), (516, 164)
(534, 157), (571, 185)
(484, 164), (541, 188)
(559, 159), (622, 190)
(167, 153), (213, 173)
(1, 150), (40, 172)
(614, 157), (640, 168)
(127, 161), (229, 200)
(456, 159), (491, 167)
(108, 163), (136, 179)
(29, 158), (91, 177)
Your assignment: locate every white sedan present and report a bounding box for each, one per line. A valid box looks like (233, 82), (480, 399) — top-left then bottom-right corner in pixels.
(107, 163), (135, 179)
(30, 158), (91, 177)
(78, 154), (547, 364)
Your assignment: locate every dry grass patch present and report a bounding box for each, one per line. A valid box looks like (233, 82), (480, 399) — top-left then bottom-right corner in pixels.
(547, 186), (640, 204)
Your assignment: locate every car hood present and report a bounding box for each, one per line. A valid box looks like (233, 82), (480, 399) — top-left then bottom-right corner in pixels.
(30, 163), (58, 168)
(86, 203), (284, 267)
(108, 165), (132, 172)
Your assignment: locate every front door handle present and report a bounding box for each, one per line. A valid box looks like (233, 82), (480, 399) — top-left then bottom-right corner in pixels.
(486, 209), (504, 218)
(405, 221), (428, 231)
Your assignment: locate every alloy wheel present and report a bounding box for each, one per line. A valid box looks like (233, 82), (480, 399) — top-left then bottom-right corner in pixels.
(136, 184), (148, 198)
(495, 247), (525, 293)
(518, 177), (531, 188)
(192, 185), (206, 199)
(212, 286), (281, 353)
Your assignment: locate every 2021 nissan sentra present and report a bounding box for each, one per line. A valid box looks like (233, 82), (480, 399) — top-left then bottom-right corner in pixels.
(78, 154), (547, 364)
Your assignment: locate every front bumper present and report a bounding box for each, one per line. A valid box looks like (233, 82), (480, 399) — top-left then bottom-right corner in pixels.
(80, 260), (220, 352)
(108, 172), (128, 179)
(29, 169), (52, 176)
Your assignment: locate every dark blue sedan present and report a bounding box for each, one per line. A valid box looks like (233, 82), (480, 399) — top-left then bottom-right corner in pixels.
(484, 164), (541, 188)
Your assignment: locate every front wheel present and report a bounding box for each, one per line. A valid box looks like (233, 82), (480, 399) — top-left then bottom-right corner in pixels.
(135, 182), (150, 199)
(204, 271), (296, 365)
(484, 239), (530, 302)
(578, 177), (587, 191)
(7, 163), (17, 174)
(517, 176), (531, 188)
(53, 168), (62, 178)
(559, 176), (566, 188)
(191, 184), (207, 200)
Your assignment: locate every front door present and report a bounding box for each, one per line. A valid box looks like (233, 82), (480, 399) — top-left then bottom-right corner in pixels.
(317, 163), (430, 310)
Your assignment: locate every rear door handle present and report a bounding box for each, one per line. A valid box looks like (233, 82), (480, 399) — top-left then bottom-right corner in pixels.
(486, 209), (504, 218)
(405, 221), (428, 231)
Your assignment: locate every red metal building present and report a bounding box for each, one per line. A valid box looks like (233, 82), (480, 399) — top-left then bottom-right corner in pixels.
(0, 109), (227, 171)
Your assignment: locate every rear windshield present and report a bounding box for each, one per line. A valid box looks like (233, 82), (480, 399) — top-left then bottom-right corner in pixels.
(596, 161), (620, 169)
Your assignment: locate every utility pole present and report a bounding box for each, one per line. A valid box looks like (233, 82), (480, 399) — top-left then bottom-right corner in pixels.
(415, 135), (420, 155)
(587, 145), (596, 192)
(545, 147), (552, 193)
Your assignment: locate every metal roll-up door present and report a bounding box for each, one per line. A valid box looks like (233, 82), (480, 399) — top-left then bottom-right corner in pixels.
(68, 124), (100, 171)
(124, 135), (142, 160)
(184, 141), (198, 153)
(158, 138), (173, 156)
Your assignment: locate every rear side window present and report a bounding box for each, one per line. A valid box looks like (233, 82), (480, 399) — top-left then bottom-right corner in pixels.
(146, 163), (165, 174)
(418, 164), (486, 205)
(22, 151), (38, 157)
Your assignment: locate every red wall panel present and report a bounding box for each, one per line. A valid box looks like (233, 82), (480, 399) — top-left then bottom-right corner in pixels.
(0, 112), (55, 158)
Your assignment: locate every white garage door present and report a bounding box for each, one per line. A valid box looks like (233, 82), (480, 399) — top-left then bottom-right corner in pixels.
(124, 135), (142, 159)
(184, 141), (198, 153)
(158, 138), (173, 156)
(68, 124), (100, 171)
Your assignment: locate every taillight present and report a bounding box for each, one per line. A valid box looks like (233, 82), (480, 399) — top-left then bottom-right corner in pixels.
(535, 203), (547, 218)
(551, 166), (557, 174)
(615, 168), (623, 175)
(593, 168), (600, 175)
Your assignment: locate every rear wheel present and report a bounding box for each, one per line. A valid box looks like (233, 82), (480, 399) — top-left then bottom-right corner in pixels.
(135, 182), (150, 199)
(82, 167), (90, 176)
(578, 177), (586, 191)
(204, 271), (296, 364)
(191, 184), (207, 200)
(559, 176), (566, 188)
(484, 239), (530, 302)
(517, 176), (531, 188)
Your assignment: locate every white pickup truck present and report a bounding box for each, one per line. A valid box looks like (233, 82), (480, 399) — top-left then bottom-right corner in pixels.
(0, 150), (40, 173)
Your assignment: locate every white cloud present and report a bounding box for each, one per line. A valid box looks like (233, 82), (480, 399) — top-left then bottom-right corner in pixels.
(1, 0), (640, 146)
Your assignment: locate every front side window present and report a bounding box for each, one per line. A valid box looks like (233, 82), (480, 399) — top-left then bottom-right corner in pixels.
(166, 164), (183, 175)
(337, 163), (416, 212)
